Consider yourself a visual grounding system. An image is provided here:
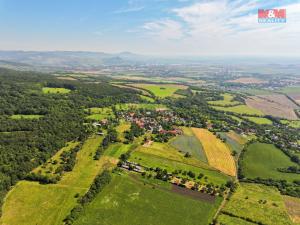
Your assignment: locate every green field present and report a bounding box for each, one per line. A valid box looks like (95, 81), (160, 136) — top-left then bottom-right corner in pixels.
(243, 116), (273, 125)
(281, 120), (300, 128)
(74, 173), (222, 225)
(218, 132), (244, 159)
(221, 183), (293, 225)
(129, 83), (187, 98)
(129, 148), (229, 185)
(241, 143), (299, 182)
(218, 214), (256, 225)
(0, 135), (115, 225)
(115, 103), (167, 110)
(212, 105), (264, 116)
(10, 114), (43, 119)
(85, 107), (114, 120)
(170, 134), (207, 162)
(140, 95), (155, 102)
(279, 86), (300, 94)
(42, 87), (71, 94)
(208, 93), (240, 106)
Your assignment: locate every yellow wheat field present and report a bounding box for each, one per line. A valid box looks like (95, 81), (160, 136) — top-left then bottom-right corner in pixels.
(192, 128), (236, 177)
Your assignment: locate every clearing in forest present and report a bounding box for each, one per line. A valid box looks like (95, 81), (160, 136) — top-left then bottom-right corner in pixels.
(42, 87), (71, 94)
(191, 128), (236, 177)
(220, 183), (293, 225)
(208, 93), (240, 106)
(128, 83), (187, 98)
(0, 135), (115, 225)
(10, 114), (43, 119)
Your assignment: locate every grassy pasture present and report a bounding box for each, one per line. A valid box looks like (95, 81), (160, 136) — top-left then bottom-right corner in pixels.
(221, 183), (293, 225)
(129, 83), (187, 98)
(140, 95), (155, 102)
(243, 116), (273, 125)
(217, 214), (256, 225)
(280, 86), (300, 94)
(208, 93), (240, 106)
(85, 107), (114, 120)
(129, 147), (229, 185)
(241, 143), (299, 182)
(212, 105), (264, 116)
(42, 87), (71, 94)
(192, 128), (236, 177)
(10, 114), (43, 119)
(1, 135), (116, 225)
(281, 120), (300, 128)
(169, 133), (207, 162)
(74, 173), (222, 225)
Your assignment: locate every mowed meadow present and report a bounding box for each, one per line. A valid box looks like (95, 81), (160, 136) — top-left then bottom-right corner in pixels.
(0, 135), (116, 225)
(192, 128), (236, 177)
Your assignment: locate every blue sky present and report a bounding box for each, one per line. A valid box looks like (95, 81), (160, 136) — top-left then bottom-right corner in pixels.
(0, 0), (299, 56)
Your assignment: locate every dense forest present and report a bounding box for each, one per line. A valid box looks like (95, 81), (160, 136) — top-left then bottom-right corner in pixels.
(0, 68), (140, 208)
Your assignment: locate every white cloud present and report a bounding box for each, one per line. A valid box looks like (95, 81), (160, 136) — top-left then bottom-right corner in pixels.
(143, 19), (183, 40)
(141, 0), (300, 55)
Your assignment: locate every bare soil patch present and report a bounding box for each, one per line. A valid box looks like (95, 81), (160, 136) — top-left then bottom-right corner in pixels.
(246, 94), (299, 120)
(227, 77), (267, 84)
(56, 76), (77, 81)
(171, 184), (216, 203)
(288, 94), (300, 105)
(284, 195), (300, 223)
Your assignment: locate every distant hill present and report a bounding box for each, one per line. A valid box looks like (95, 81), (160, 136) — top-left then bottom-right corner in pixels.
(0, 50), (148, 71)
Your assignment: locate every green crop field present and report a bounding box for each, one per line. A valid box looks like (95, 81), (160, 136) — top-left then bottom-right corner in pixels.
(129, 149), (229, 185)
(208, 93), (240, 106)
(0, 135), (116, 225)
(241, 143), (299, 182)
(220, 183), (293, 225)
(243, 116), (273, 125)
(217, 214), (256, 225)
(279, 86), (300, 94)
(10, 114), (43, 119)
(129, 83), (187, 98)
(281, 120), (300, 128)
(170, 134), (207, 162)
(140, 95), (155, 102)
(74, 173), (222, 225)
(42, 87), (71, 94)
(217, 132), (244, 159)
(212, 105), (264, 116)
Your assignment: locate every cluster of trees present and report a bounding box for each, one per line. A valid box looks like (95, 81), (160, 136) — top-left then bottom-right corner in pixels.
(124, 123), (144, 142)
(0, 68), (140, 208)
(55, 144), (82, 174)
(101, 128), (118, 148)
(278, 166), (300, 174)
(64, 170), (111, 224)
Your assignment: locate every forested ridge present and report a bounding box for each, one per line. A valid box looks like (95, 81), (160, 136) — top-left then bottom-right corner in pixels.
(0, 68), (139, 208)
